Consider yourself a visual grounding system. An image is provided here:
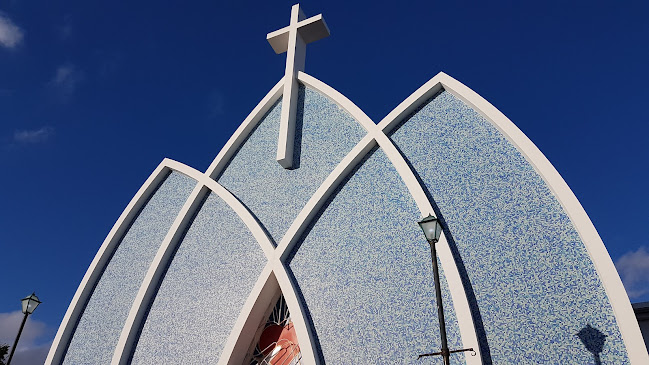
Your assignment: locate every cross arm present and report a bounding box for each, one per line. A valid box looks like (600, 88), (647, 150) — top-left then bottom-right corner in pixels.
(267, 26), (291, 54)
(266, 14), (330, 54)
(296, 15), (330, 44)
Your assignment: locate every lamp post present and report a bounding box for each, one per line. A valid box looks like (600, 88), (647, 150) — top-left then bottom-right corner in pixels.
(417, 215), (473, 364)
(418, 214), (450, 365)
(7, 293), (41, 365)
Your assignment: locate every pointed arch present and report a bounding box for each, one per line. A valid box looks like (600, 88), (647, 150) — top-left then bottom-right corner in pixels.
(217, 264), (277, 365)
(380, 72), (648, 364)
(111, 159), (276, 364)
(44, 161), (189, 365)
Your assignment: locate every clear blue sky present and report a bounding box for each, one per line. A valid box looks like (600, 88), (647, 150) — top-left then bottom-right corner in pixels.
(1, 0), (648, 361)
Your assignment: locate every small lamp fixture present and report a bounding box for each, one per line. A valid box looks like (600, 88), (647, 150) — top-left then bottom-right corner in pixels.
(21, 293), (41, 315)
(7, 293), (42, 365)
(418, 214), (443, 243)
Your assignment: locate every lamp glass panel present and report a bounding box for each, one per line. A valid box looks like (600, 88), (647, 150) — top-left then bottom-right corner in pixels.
(21, 294), (40, 314)
(418, 216), (442, 242)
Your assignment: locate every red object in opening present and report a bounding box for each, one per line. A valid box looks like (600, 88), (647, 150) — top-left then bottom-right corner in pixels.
(258, 322), (300, 364)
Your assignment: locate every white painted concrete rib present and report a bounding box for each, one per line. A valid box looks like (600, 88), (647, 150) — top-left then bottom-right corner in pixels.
(44, 161), (172, 365)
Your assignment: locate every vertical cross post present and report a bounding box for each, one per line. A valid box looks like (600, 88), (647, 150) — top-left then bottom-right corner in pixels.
(267, 4), (329, 169)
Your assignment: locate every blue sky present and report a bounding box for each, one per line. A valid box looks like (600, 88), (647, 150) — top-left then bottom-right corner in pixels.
(1, 0), (648, 363)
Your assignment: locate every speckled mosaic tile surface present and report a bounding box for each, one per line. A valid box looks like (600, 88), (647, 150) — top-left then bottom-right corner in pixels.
(62, 171), (196, 365)
(288, 149), (463, 364)
(217, 85), (366, 244)
(131, 192), (267, 364)
(389, 90), (629, 364)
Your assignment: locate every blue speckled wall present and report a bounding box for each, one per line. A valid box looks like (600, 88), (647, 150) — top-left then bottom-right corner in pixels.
(389, 90), (629, 364)
(217, 85), (366, 244)
(288, 149), (462, 364)
(62, 171), (196, 365)
(131, 192), (267, 364)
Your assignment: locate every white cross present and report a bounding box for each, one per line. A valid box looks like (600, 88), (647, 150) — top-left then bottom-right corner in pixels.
(267, 4), (330, 169)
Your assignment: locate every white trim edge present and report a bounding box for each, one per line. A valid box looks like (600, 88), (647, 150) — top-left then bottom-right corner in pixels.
(111, 159), (277, 364)
(217, 263), (277, 365)
(45, 161), (172, 365)
(206, 79), (284, 179)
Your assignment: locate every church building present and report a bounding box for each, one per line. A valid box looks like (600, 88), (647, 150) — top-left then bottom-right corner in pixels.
(45, 5), (648, 364)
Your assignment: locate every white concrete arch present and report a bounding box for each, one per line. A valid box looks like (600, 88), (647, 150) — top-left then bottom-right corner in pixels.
(159, 161), (321, 364)
(111, 159), (279, 364)
(206, 79), (284, 179)
(203, 73), (483, 364)
(216, 263), (321, 365)
(217, 263), (277, 365)
(379, 71), (649, 364)
(44, 161), (182, 365)
(165, 159), (276, 259)
(271, 72), (484, 364)
(296, 72), (434, 214)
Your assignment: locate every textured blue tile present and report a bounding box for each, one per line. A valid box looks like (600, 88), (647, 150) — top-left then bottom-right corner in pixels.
(217, 85), (366, 244)
(288, 149), (463, 364)
(63, 171), (196, 365)
(131, 192), (267, 364)
(389, 90), (628, 364)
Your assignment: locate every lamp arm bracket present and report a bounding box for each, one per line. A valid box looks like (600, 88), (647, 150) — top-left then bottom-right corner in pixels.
(417, 347), (476, 359)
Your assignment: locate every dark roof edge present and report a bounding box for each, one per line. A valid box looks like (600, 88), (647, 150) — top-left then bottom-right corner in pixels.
(633, 302), (649, 321)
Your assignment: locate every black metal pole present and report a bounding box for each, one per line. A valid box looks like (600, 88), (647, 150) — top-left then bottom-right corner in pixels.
(429, 239), (450, 365)
(7, 312), (29, 365)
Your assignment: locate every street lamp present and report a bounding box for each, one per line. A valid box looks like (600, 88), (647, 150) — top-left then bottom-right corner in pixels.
(7, 293), (41, 365)
(417, 215), (473, 364)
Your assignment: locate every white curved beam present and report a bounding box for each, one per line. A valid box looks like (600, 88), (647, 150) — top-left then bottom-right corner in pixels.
(217, 263), (276, 365)
(377, 73), (445, 134)
(48, 66), (643, 365)
(44, 161), (174, 365)
(206, 79), (284, 179)
(273, 265), (320, 364)
(297, 72), (377, 134)
(276, 134), (376, 260)
(296, 71), (443, 217)
(168, 159), (275, 259)
(110, 182), (205, 365)
(379, 71), (649, 364)
(111, 159), (277, 364)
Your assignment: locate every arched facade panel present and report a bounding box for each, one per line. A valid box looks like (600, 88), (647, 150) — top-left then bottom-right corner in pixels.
(216, 85), (367, 244)
(389, 89), (630, 363)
